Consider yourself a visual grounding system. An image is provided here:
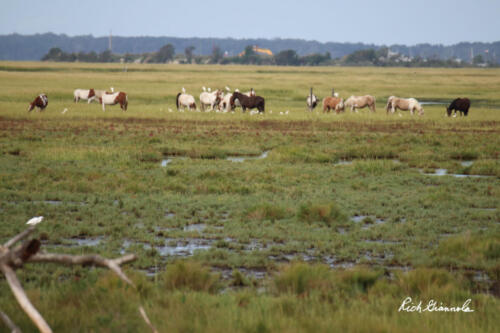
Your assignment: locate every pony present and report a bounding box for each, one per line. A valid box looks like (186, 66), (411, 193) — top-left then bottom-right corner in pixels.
(176, 93), (196, 111)
(386, 96), (424, 115)
(28, 94), (48, 112)
(219, 89), (256, 112)
(306, 94), (318, 110)
(322, 97), (344, 113)
(73, 89), (96, 103)
(99, 91), (128, 111)
(200, 89), (222, 111)
(344, 95), (376, 112)
(447, 98), (470, 117)
(230, 91), (265, 113)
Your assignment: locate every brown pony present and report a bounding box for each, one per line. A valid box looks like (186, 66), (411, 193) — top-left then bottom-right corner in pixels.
(28, 94), (48, 112)
(447, 98), (470, 117)
(230, 91), (265, 113)
(322, 97), (344, 113)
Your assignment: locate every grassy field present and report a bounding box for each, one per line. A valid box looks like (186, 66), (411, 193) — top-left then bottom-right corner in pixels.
(0, 61), (499, 332)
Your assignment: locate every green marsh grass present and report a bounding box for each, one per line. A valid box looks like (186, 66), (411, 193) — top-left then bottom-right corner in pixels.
(0, 62), (498, 331)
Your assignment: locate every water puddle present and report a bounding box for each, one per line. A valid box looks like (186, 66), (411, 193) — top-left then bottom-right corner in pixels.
(157, 238), (213, 256)
(161, 159), (172, 167)
(460, 161), (474, 167)
(165, 210), (176, 219)
(55, 236), (104, 247)
(226, 150), (269, 163)
(363, 239), (401, 245)
(420, 101), (447, 105)
(351, 215), (385, 228)
(420, 168), (493, 178)
(183, 223), (207, 232)
(333, 160), (353, 166)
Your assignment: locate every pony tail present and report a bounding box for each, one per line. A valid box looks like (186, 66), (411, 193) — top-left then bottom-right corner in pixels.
(176, 93), (181, 110)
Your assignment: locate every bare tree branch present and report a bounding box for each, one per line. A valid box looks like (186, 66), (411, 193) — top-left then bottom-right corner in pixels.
(1, 223), (158, 332)
(3, 226), (36, 249)
(0, 263), (52, 333)
(0, 310), (22, 333)
(29, 253), (136, 287)
(139, 306), (159, 333)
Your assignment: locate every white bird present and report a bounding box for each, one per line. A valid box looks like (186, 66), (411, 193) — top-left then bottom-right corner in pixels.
(110, 87), (115, 93)
(334, 92), (339, 97)
(61, 108), (68, 114)
(168, 108), (173, 112)
(202, 86), (206, 92)
(269, 110), (273, 114)
(26, 216), (43, 226)
(181, 87), (186, 94)
(285, 110), (289, 115)
(207, 87), (211, 92)
(280, 112), (283, 115)
(225, 86), (231, 92)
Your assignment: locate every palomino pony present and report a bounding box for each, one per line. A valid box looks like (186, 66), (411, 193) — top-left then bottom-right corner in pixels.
(176, 93), (196, 111)
(230, 91), (265, 113)
(344, 95), (376, 112)
(74, 89), (96, 103)
(200, 90), (222, 111)
(322, 97), (344, 113)
(100, 91), (128, 111)
(386, 96), (424, 115)
(28, 94), (48, 112)
(446, 98), (470, 117)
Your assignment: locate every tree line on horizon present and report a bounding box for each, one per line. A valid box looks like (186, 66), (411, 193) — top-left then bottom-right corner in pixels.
(41, 43), (497, 68)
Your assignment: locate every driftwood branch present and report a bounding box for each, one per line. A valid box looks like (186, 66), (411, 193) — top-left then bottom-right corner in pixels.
(3, 226), (36, 248)
(29, 253), (137, 287)
(1, 223), (158, 333)
(0, 263), (52, 333)
(0, 309), (22, 333)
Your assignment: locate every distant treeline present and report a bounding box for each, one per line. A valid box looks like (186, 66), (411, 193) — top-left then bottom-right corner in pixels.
(41, 44), (498, 68)
(2, 33), (500, 65)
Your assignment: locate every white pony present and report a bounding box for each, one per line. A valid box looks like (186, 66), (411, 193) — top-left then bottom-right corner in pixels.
(100, 91), (128, 111)
(74, 89), (96, 103)
(306, 94), (318, 110)
(386, 96), (424, 115)
(176, 92), (196, 110)
(200, 90), (222, 111)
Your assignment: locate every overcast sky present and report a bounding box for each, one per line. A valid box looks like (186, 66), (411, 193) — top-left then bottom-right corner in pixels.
(1, 0), (499, 45)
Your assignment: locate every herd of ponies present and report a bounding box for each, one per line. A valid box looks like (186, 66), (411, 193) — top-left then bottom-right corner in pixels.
(27, 86), (471, 117)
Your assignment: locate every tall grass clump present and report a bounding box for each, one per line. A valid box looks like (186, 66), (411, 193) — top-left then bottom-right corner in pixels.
(297, 202), (347, 227)
(162, 261), (220, 292)
(274, 263), (334, 295)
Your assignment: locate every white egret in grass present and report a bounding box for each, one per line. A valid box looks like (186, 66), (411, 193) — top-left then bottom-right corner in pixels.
(181, 87), (186, 93)
(110, 87), (114, 93)
(202, 86), (206, 92)
(225, 86), (231, 92)
(26, 216), (44, 226)
(61, 108), (68, 114)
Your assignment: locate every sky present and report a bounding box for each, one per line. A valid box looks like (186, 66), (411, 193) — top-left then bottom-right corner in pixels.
(1, 0), (499, 46)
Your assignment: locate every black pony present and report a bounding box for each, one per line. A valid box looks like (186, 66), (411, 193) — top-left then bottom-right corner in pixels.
(447, 98), (470, 117)
(230, 92), (265, 113)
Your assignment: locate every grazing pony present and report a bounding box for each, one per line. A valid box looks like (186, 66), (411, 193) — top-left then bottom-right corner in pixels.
(306, 94), (318, 110)
(200, 90), (222, 111)
(73, 89), (96, 103)
(344, 95), (376, 112)
(447, 98), (470, 117)
(386, 96), (424, 115)
(100, 91), (128, 111)
(28, 94), (48, 112)
(176, 93), (196, 110)
(322, 97), (344, 113)
(230, 91), (265, 113)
